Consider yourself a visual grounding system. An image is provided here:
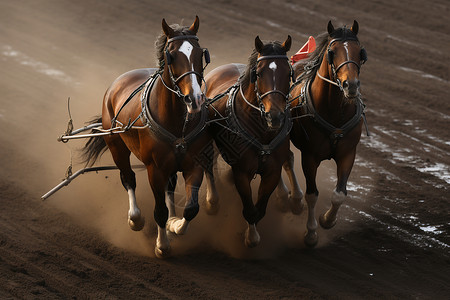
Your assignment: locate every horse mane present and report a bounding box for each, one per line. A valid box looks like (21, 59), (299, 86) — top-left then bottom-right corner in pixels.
(240, 41), (288, 88)
(293, 26), (359, 81)
(154, 23), (199, 71)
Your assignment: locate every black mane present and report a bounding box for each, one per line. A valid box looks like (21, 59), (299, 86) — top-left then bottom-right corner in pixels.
(154, 24), (199, 71)
(240, 41), (288, 88)
(293, 26), (359, 82)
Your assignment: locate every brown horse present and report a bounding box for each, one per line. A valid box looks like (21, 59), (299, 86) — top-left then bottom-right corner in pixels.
(204, 36), (295, 247)
(82, 16), (213, 258)
(279, 20), (368, 247)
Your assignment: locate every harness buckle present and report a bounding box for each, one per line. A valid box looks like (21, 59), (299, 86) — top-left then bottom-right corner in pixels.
(175, 139), (187, 154)
(331, 129), (344, 140)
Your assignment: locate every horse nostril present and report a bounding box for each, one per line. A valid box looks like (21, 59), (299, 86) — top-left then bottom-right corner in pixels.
(184, 95), (192, 104)
(342, 80), (349, 89)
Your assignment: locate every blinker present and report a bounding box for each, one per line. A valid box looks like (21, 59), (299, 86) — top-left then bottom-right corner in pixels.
(203, 48), (210, 64)
(327, 50), (334, 64)
(360, 48), (368, 64)
(165, 50), (173, 65)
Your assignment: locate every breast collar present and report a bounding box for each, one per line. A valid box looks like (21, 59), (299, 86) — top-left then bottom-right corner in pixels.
(225, 85), (292, 156)
(140, 74), (208, 153)
(302, 78), (364, 141)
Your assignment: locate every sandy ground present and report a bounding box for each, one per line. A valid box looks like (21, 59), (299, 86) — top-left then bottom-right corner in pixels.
(0, 0), (449, 299)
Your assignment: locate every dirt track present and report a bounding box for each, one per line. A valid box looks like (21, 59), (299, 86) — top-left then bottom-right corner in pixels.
(0, 0), (449, 299)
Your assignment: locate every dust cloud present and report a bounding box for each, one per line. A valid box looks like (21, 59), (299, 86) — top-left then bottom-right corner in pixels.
(1, 5), (354, 259)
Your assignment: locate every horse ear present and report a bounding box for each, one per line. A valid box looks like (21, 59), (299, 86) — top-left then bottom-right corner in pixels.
(162, 18), (175, 38)
(255, 36), (264, 52)
(327, 20), (335, 35)
(189, 16), (200, 34)
(282, 35), (292, 52)
(351, 20), (359, 35)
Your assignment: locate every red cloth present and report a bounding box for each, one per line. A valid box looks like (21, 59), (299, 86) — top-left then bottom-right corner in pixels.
(291, 36), (316, 64)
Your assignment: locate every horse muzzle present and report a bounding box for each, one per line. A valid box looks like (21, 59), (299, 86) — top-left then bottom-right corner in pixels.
(185, 93), (205, 114)
(342, 79), (361, 100)
(263, 110), (285, 130)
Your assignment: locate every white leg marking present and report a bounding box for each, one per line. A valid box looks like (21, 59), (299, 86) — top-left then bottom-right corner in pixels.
(127, 189), (140, 219)
(155, 225), (170, 258)
(320, 190), (346, 229)
(127, 189), (144, 231)
(245, 223), (261, 248)
(304, 193), (318, 247)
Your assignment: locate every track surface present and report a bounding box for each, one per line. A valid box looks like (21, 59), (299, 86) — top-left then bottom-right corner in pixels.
(0, 0), (449, 299)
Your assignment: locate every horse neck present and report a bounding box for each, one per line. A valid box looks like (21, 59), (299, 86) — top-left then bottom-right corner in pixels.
(310, 60), (355, 123)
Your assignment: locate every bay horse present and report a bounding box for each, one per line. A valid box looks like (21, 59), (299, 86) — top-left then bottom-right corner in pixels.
(204, 36), (296, 247)
(279, 20), (368, 247)
(82, 16), (213, 258)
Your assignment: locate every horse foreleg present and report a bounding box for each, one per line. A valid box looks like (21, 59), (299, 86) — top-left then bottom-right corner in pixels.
(302, 155), (319, 247)
(283, 150), (304, 214)
(165, 173), (177, 217)
(105, 134), (144, 231)
(319, 191), (345, 229)
(167, 167), (203, 235)
(165, 173), (184, 234)
(304, 193), (318, 247)
(147, 166), (170, 258)
(126, 183), (145, 231)
(233, 170), (259, 248)
(320, 149), (356, 229)
(204, 147), (219, 215)
(275, 177), (290, 212)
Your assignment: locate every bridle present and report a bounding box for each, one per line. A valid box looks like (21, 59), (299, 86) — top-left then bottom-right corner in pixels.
(317, 37), (367, 91)
(160, 35), (210, 100)
(241, 54), (294, 116)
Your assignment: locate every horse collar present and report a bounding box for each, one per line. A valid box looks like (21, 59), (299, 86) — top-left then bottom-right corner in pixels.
(140, 74), (208, 152)
(304, 78), (364, 141)
(226, 85), (292, 157)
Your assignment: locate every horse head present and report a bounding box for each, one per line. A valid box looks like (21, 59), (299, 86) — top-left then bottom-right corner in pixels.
(161, 16), (209, 113)
(325, 20), (367, 102)
(252, 35), (292, 130)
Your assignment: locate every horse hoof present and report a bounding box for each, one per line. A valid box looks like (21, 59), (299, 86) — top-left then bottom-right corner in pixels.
(128, 217), (145, 231)
(304, 231), (318, 248)
(205, 201), (220, 215)
(244, 226), (260, 248)
(244, 238), (259, 248)
(167, 217), (189, 235)
(319, 214), (336, 229)
(289, 193), (304, 215)
(154, 246), (171, 259)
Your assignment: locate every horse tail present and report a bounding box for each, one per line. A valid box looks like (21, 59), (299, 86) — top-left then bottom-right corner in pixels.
(81, 115), (108, 166)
